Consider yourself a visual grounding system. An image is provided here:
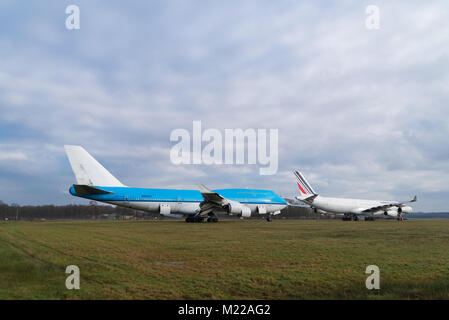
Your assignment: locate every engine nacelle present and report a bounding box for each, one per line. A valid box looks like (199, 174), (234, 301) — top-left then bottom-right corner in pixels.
(384, 205), (413, 217)
(223, 201), (252, 217)
(384, 210), (398, 218)
(257, 206), (267, 214)
(400, 206), (413, 214)
(160, 203), (170, 215)
(241, 206), (251, 218)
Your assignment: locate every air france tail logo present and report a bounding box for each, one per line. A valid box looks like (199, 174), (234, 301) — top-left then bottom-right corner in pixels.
(297, 182), (308, 195)
(294, 171), (315, 195)
(170, 121), (278, 175)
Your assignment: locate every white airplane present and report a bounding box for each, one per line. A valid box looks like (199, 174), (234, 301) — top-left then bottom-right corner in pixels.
(293, 170), (417, 221)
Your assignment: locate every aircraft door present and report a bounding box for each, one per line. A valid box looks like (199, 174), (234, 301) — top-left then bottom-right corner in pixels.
(173, 196), (182, 212)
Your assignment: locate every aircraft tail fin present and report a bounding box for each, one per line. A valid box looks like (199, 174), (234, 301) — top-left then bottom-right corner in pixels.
(64, 145), (125, 187)
(293, 170), (317, 196)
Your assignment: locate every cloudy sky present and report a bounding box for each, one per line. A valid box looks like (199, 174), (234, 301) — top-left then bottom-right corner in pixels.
(0, 1), (448, 211)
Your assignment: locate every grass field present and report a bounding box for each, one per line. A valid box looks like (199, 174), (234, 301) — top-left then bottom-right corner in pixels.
(0, 219), (448, 300)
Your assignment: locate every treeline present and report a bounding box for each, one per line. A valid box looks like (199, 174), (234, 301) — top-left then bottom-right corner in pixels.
(282, 205), (317, 218)
(0, 200), (317, 221)
(0, 201), (150, 221)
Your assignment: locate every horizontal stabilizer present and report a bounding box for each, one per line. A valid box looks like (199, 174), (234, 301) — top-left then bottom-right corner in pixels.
(295, 194), (318, 203)
(304, 194), (318, 202)
(73, 185), (114, 196)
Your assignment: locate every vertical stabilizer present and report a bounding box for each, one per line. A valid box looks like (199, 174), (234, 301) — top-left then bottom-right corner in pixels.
(293, 170), (317, 195)
(64, 145), (125, 187)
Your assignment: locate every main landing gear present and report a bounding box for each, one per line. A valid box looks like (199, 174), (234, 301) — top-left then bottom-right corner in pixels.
(185, 216), (219, 223)
(185, 216), (204, 223)
(342, 213), (359, 221)
(266, 214), (273, 222)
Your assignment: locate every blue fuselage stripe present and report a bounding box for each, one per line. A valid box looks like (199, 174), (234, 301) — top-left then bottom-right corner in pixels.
(107, 199), (287, 205)
(69, 185), (288, 205)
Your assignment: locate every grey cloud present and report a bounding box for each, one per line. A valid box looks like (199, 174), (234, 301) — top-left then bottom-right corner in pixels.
(0, 1), (448, 211)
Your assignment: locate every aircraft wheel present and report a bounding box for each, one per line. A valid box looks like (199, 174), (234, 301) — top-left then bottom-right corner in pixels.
(185, 217), (193, 223)
(353, 215), (359, 221)
(212, 217), (218, 223)
(266, 216), (272, 222)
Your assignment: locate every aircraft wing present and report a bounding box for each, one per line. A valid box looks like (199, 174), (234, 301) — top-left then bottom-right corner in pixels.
(196, 184), (230, 216)
(361, 195), (417, 213)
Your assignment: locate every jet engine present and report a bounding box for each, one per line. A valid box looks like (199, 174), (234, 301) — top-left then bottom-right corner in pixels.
(223, 201), (252, 217)
(384, 210), (398, 217)
(384, 206), (413, 218)
(399, 206), (412, 214)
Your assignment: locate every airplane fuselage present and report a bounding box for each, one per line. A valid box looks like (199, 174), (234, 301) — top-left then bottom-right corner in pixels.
(70, 185), (287, 218)
(305, 195), (413, 217)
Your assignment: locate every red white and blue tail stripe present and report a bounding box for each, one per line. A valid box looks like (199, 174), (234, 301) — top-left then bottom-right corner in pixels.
(294, 170), (317, 196)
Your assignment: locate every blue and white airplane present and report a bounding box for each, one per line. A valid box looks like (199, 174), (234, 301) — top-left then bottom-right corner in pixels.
(65, 145), (287, 222)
